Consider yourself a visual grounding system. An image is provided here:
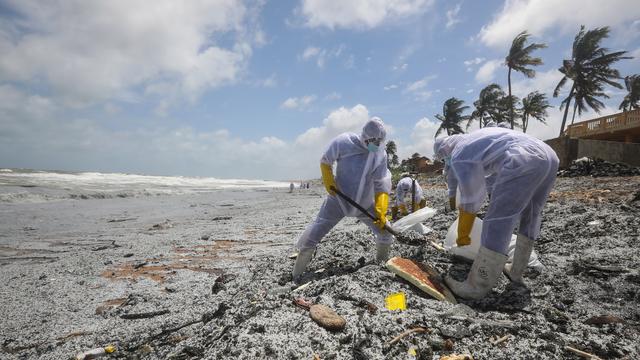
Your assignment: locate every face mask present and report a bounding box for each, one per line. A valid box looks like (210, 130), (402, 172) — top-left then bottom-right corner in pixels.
(367, 143), (379, 152)
(444, 156), (451, 165)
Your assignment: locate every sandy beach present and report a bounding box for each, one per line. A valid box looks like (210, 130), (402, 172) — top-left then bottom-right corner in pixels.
(1, 174), (639, 359)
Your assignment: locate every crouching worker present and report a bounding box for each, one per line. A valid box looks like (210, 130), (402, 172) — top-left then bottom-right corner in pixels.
(392, 174), (427, 220)
(292, 118), (394, 283)
(433, 127), (559, 299)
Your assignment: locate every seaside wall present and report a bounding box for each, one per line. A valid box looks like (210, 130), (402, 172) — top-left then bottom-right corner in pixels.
(545, 137), (640, 167)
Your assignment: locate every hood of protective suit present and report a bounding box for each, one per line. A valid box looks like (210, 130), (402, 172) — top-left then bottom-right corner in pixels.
(433, 134), (465, 161)
(361, 117), (387, 143)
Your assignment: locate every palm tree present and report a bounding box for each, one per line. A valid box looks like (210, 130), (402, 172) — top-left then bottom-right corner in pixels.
(520, 91), (550, 133)
(385, 140), (399, 168)
(497, 94), (521, 127)
(554, 26), (630, 136)
(619, 74), (640, 111)
(469, 84), (504, 129)
(435, 97), (469, 137)
(506, 31), (547, 129)
(567, 74), (607, 126)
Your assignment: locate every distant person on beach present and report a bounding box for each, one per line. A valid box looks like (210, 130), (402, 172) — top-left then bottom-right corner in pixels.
(433, 127), (559, 300)
(292, 117), (393, 282)
(289, 183), (294, 193)
(391, 173), (426, 220)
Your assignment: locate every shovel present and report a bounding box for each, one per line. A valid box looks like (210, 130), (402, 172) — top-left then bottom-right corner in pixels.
(330, 186), (399, 237)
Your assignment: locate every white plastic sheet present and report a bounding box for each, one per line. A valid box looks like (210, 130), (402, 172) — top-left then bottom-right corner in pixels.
(391, 207), (437, 234)
(443, 217), (544, 271)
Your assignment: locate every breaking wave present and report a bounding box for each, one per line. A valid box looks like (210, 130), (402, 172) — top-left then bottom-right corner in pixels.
(0, 169), (290, 204)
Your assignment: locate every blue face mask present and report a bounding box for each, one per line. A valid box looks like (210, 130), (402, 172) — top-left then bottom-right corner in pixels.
(367, 143), (379, 152)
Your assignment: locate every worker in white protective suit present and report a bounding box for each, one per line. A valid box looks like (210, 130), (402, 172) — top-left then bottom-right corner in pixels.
(439, 134), (467, 211)
(392, 174), (426, 219)
(433, 127), (559, 299)
(292, 118), (394, 282)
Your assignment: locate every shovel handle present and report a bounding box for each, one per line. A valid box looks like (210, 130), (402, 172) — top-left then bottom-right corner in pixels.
(331, 186), (398, 237)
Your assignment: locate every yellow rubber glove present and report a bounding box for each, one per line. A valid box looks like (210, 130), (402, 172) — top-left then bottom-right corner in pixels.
(399, 204), (408, 216)
(320, 163), (337, 196)
(457, 209), (475, 246)
(449, 197), (456, 211)
(373, 192), (389, 230)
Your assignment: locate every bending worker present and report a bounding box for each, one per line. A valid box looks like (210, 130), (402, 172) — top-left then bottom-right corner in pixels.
(434, 127), (559, 299)
(392, 174), (426, 219)
(292, 118), (393, 282)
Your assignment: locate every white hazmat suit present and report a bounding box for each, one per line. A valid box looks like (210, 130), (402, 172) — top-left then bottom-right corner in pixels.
(293, 119), (393, 281)
(395, 177), (424, 211)
(435, 127), (559, 299)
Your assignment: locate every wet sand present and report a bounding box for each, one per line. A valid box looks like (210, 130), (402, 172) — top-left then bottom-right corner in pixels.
(1, 177), (639, 359)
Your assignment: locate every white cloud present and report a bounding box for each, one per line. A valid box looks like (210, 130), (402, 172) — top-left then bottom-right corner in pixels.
(280, 95), (317, 110)
(0, 1), (256, 107)
(384, 84), (399, 91)
(302, 46), (321, 60)
(510, 68), (563, 98)
(405, 75), (437, 101)
(445, 3), (462, 29)
(398, 117), (441, 159)
(464, 57), (486, 67)
(437, 57), (447, 63)
(299, 45), (348, 68)
(475, 59), (503, 83)
(479, 0), (640, 48)
(466, 89), (474, 94)
(296, 104), (371, 147)
(464, 57), (486, 72)
(405, 75), (437, 92)
(298, 0), (434, 30)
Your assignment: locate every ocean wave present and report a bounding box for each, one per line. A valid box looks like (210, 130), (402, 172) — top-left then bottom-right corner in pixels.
(0, 192), (56, 203)
(0, 169), (291, 204)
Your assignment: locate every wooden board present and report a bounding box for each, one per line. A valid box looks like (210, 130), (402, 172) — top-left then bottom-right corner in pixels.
(386, 257), (457, 304)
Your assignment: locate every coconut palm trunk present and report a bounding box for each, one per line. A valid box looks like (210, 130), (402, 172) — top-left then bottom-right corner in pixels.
(570, 101), (579, 126)
(559, 84), (575, 136)
(508, 67), (514, 129)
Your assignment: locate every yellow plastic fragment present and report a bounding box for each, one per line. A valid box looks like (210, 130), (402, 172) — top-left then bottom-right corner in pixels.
(385, 292), (406, 311)
(408, 346), (418, 356)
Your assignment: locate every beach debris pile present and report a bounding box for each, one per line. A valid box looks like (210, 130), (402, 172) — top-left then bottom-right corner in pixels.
(558, 157), (640, 177)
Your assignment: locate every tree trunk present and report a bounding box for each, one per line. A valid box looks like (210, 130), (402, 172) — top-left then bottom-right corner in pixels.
(570, 101), (578, 126)
(523, 115), (528, 133)
(559, 84), (575, 136)
(508, 67), (514, 129)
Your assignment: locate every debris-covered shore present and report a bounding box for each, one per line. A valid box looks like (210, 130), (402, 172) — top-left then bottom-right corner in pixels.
(1, 175), (639, 359)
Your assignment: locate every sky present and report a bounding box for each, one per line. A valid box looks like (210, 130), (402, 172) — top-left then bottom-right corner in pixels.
(0, 0), (639, 180)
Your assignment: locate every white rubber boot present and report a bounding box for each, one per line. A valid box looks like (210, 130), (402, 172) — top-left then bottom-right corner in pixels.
(376, 243), (391, 263)
(504, 234), (534, 284)
(445, 246), (508, 300)
(292, 248), (314, 283)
